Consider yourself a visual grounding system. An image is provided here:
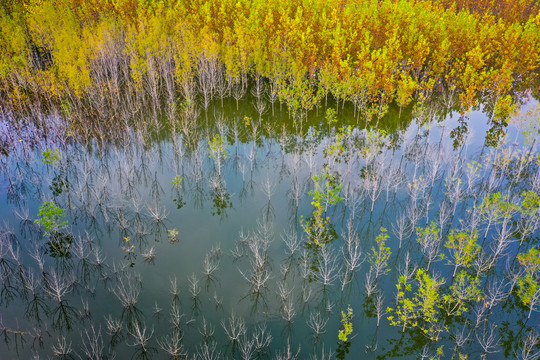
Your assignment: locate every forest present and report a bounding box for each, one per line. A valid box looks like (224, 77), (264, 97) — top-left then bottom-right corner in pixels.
(0, 1), (539, 360)
(0, 0), (539, 126)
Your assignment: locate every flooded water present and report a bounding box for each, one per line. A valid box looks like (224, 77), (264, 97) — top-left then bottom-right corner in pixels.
(0, 96), (538, 359)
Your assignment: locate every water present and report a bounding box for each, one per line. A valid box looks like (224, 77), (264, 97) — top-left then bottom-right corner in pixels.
(0, 96), (538, 359)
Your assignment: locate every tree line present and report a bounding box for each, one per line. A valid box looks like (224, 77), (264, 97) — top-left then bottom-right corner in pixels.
(0, 0), (538, 123)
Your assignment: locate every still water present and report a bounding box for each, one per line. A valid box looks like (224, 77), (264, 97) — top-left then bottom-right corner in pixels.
(0, 96), (538, 359)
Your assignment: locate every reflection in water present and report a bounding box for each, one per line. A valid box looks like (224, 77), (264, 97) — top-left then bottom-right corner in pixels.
(0, 97), (538, 359)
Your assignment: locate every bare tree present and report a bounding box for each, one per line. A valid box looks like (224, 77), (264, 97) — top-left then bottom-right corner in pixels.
(485, 277), (509, 310)
(280, 293), (296, 324)
(299, 249), (313, 282)
(518, 330), (539, 360)
(238, 221), (273, 294)
(188, 273), (201, 301)
(111, 272), (141, 310)
(158, 330), (186, 360)
(142, 247), (156, 263)
(215, 67), (230, 107)
(238, 333), (255, 360)
(392, 213), (411, 250)
(221, 312), (246, 344)
(275, 339), (301, 360)
(487, 221), (514, 270)
(375, 293), (386, 327)
(197, 51), (219, 114)
(316, 245), (340, 288)
(197, 341), (221, 360)
(232, 82), (247, 110)
(127, 321), (155, 359)
(364, 268), (377, 297)
(307, 311), (328, 339)
(147, 202), (168, 224)
(79, 325), (105, 360)
(169, 302), (184, 333)
(341, 221), (364, 289)
(199, 317), (215, 341)
(105, 315), (123, 346)
(252, 324), (272, 356)
(52, 336), (72, 359)
(202, 246), (222, 281)
(267, 80), (279, 116)
(281, 227), (301, 257)
(254, 98), (268, 120)
(169, 276), (180, 304)
(476, 322), (500, 358)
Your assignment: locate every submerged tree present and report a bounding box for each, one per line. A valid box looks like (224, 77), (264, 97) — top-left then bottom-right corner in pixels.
(516, 247), (540, 319)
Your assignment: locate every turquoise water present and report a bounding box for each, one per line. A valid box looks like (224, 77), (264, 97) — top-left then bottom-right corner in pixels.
(0, 96), (538, 359)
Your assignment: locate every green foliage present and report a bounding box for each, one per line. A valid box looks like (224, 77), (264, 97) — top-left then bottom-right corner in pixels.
(387, 275), (416, 331)
(515, 190), (540, 245)
(442, 270), (481, 316)
(395, 73), (417, 109)
(360, 129), (389, 158)
(42, 147), (62, 166)
(520, 190), (540, 217)
(325, 108), (337, 128)
(60, 99), (72, 117)
(416, 222), (441, 247)
(387, 269), (444, 337)
(415, 269), (445, 333)
(445, 229), (480, 270)
(516, 247), (540, 316)
(208, 134), (228, 160)
(35, 201), (72, 258)
(171, 174), (183, 187)
(493, 95), (516, 123)
(210, 186), (232, 217)
(338, 305), (353, 342)
(34, 201), (67, 235)
(300, 204), (337, 247)
(477, 192), (516, 222)
(50, 175), (69, 196)
(325, 126), (352, 160)
(168, 228), (179, 243)
(517, 273), (539, 312)
(466, 160), (482, 179)
(309, 167), (343, 209)
(302, 167), (343, 247)
(369, 227), (391, 276)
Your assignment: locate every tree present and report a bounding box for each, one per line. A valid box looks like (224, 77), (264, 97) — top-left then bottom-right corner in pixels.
(416, 222), (442, 271)
(387, 269), (444, 338)
(445, 229), (480, 278)
(442, 270), (481, 316)
(369, 227), (391, 279)
(516, 247), (540, 319)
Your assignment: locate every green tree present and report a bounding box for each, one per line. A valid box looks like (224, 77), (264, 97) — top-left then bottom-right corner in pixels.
(416, 222), (442, 271)
(338, 305), (353, 342)
(369, 227), (391, 279)
(387, 269), (445, 338)
(445, 229), (480, 278)
(517, 247), (540, 319)
(309, 166), (343, 211)
(208, 133), (228, 176)
(35, 201), (67, 236)
(442, 270), (481, 316)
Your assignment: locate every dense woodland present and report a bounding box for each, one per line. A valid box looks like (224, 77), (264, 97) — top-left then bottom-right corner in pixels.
(0, 0), (539, 127)
(0, 1), (540, 359)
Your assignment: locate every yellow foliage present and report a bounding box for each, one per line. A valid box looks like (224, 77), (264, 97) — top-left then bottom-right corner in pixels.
(0, 0), (537, 113)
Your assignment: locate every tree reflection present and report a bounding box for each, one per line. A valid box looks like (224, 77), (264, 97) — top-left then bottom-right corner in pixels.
(0, 92), (538, 359)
